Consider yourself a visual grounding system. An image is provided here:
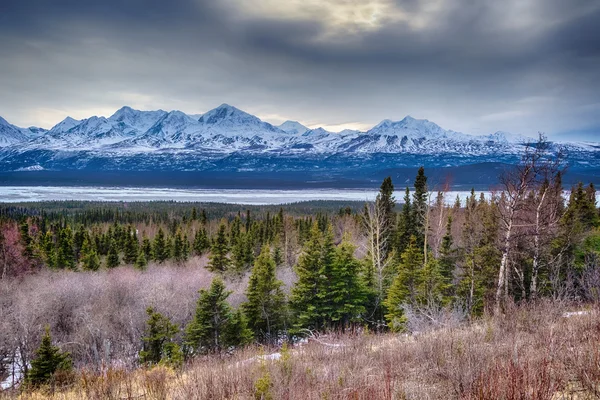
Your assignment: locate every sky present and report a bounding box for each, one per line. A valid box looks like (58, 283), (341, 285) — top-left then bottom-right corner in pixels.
(1, 0), (600, 139)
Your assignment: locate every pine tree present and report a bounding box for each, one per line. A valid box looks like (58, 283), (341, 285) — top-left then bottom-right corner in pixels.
(106, 239), (120, 269)
(80, 236), (100, 271)
(208, 224), (230, 272)
(152, 228), (169, 263)
(139, 307), (183, 366)
(242, 245), (287, 342)
(26, 326), (72, 387)
(185, 278), (251, 354)
(57, 227), (75, 270)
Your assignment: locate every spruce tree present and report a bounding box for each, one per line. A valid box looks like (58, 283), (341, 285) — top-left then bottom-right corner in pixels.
(327, 237), (366, 329)
(123, 226), (139, 264)
(26, 327), (72, 388)
(208, 224), (230, 272)
(412, 167), (428, 249)
(377, 177), (396, 258)
(106, 239), (120, 269)
(396, 187), (413, 256)
(57, 227), (75, 270)
(290, 223), (324, 330)
(152, 228), (169, 263)
(135, 249), (148, 270)
(19, 221), (34, 259)
(139, 307), (183, 366)
(384, 236), (424, 331)
(242, 245), (287, 342)
(438, 215), (455, 299)
(193, 227), (210, 256)
(80, 236), (100, 271)
(172, 229), (186, 263)
(141, 234), (152, 259)
(42, 231), (57, 269)
(185, 278), (250, 354)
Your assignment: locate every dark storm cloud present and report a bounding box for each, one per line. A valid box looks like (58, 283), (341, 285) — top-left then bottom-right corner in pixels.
(1, 0), (599, 138)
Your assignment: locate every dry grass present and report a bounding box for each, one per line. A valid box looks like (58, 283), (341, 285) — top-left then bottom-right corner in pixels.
(3, 301), (600, 400)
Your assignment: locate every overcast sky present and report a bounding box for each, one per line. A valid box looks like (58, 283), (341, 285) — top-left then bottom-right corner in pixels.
(1, 0), (599, 139)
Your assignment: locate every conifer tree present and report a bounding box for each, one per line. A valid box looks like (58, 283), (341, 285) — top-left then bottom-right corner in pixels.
(378, 177), (396, 257)
(242, 246), (287, 342)
(418, 256), (449, 306)
(26, 327), (72, 387)
(412, 167), (429, 249)
(123, 226), (139, 264)
(57, 227), (75, 270)
(42, 231), (57, 269)
(141, 234), (152, 259)
(152, 228), (169, 263)
(384, 236), (423, 331)
(185, 278), (251, 354)
(80, 236), (100, 271)
(231, 234), (249, 273)
(139, 307), (183, 366)
(208, 224), (230, 272)
(327, 237), (366, 329)
(396, 187), (413, 256)
(135, 249), (148, 270)
(106, 239), (120, 269)
(19, 221), (34, 259)
(193, 227), (210, 255)
(172, 229), (186, 263)
(438, 215), (456, 298)
(290, 223), (326, 330)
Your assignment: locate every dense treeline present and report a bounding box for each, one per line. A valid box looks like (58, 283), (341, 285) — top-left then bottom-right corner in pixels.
(1, 137), (600, 389)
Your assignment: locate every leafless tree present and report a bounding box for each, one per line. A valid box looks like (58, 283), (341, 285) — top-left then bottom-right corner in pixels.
(361, 201), (394, 326)
(495, 135), (565, 313)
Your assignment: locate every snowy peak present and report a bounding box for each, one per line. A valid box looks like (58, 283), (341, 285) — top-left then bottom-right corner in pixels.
(109, 106), (168, 133)
(369, 115), (448, 138)
(279, 120), (309, 135)
(50, 116), (80, 133)
(0, 116), (29, 147)
(199, 103), (256, 125)
(198, 104), (282, 134)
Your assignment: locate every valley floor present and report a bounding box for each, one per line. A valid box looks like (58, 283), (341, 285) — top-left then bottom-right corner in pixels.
(4, 301), (599, 400)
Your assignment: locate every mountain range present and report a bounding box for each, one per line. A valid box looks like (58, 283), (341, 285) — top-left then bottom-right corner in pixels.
(1, 104), (599, 187)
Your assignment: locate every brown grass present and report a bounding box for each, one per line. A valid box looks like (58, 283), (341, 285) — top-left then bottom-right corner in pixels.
(3, 301), (599, 400)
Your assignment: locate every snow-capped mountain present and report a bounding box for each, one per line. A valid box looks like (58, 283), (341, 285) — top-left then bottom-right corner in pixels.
(279, 120), (309, 135)
(0, 104), (598, 175)
(0, 116), (46, 147)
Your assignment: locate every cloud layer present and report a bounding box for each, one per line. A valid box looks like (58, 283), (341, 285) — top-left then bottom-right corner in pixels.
(1, 0), (599, 138)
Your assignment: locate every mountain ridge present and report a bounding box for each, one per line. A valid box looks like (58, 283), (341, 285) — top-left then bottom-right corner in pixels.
(1, 104), (599, 176)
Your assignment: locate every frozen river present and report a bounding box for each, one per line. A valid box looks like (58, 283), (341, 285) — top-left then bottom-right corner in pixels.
(0, 186), (595, 205)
